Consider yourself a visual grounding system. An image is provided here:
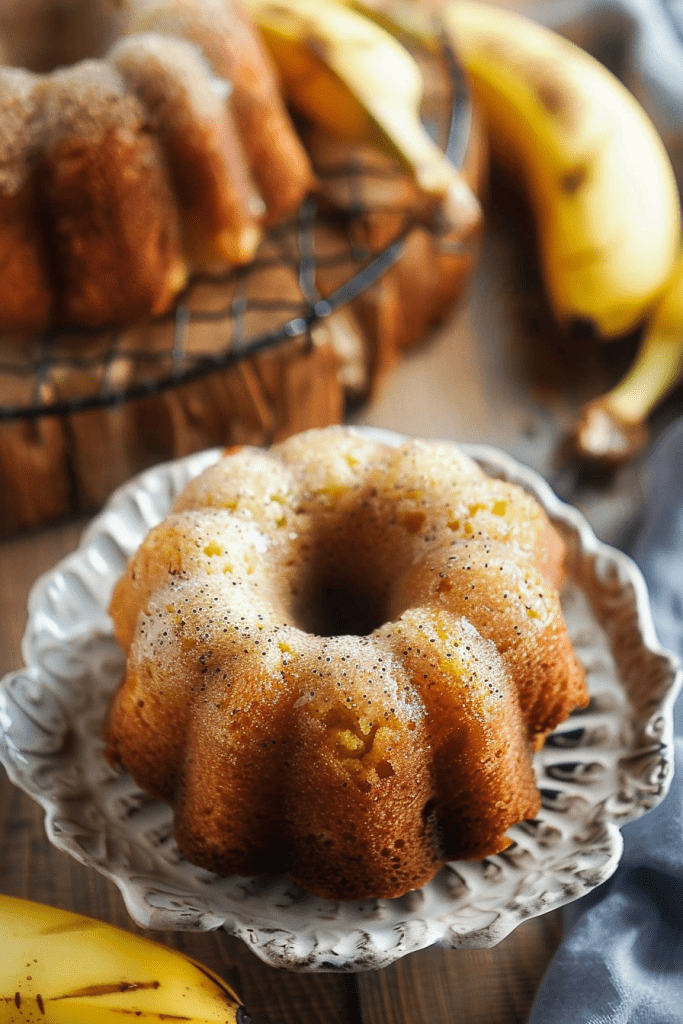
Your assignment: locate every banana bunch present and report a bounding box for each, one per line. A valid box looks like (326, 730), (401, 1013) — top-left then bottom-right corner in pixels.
(243, 0), (482, 229)
(0, 894), (248, 1023)
(440, 1), (681, 341)
(250, 0), (683, 451)
(306, 0), (679, 341)
(573, 252), (683, 463)
(437, 0), (683, 456)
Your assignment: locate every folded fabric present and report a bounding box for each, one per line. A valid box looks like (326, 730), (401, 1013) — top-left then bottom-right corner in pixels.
(529, 417), (683, 1022)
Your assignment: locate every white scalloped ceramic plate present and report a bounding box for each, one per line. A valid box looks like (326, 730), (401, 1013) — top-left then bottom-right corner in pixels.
(0, 428), (680, 972)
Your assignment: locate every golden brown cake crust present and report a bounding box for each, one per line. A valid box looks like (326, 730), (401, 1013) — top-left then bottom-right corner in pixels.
(127, 0), (315, 223)
(0, 68), (53, 332)
(105, 427), (588, 901)
(0, 0), (314, 333)
(38, 61), (186, 329)
(109, 31), (265, 265)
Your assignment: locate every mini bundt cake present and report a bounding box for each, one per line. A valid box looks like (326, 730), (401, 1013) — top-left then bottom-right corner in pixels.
(0, 0), (314, 334)
(105, 427), (588, 901)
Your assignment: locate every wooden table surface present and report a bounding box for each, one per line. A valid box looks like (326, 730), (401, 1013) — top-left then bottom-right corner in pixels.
(1, 136), (682, 1024)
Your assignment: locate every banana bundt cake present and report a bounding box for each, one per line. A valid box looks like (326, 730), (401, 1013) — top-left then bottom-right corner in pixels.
(0, 0), (313, 333)
(107, 428), (589, 901)
(105, 427), (588, 901)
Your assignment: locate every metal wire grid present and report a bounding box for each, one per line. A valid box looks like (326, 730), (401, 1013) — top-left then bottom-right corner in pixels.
(0, 39), (471, 422)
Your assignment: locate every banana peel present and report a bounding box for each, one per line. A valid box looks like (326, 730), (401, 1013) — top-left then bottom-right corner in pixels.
(245, 0), (481, 230)
(0, 894), (248, 1024)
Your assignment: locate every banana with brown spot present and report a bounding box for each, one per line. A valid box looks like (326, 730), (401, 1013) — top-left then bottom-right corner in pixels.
(0, 894), (249, 1023)
(443, 0), (681, 339)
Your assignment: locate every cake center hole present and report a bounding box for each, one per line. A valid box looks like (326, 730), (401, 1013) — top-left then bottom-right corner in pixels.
(302, 583), (385, 638)
(293, 557), (390, 638)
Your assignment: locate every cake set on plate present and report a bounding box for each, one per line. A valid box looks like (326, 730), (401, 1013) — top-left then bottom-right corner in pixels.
(105, 427), (588, 902)
(0, 425), (679, 970)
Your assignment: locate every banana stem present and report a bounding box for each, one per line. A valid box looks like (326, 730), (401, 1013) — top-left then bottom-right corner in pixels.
(573, 321), (683, 464)
(573, 247), (683, 464)
(603, 326), (683, 423)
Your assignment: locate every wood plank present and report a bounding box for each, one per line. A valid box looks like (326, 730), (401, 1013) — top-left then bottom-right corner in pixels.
(0, 518), (85, 677)
(357, 915), (563, 1024)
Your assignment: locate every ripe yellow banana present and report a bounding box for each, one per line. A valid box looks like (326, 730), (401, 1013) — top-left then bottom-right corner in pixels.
(442, 0), (681, 339)
(0, 894), (248, 1023)
(573, 250), (683, 464)
(245, 0), (481, 227)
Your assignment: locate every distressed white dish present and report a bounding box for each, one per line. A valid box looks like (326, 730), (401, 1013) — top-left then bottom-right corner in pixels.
(0, 428), (680, 972)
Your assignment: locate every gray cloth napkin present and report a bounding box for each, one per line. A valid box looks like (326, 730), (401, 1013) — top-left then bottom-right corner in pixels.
(528, 416), (683, 1020)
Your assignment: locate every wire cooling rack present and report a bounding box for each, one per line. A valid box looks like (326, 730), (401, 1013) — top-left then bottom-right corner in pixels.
(0, 38), (473, 422)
